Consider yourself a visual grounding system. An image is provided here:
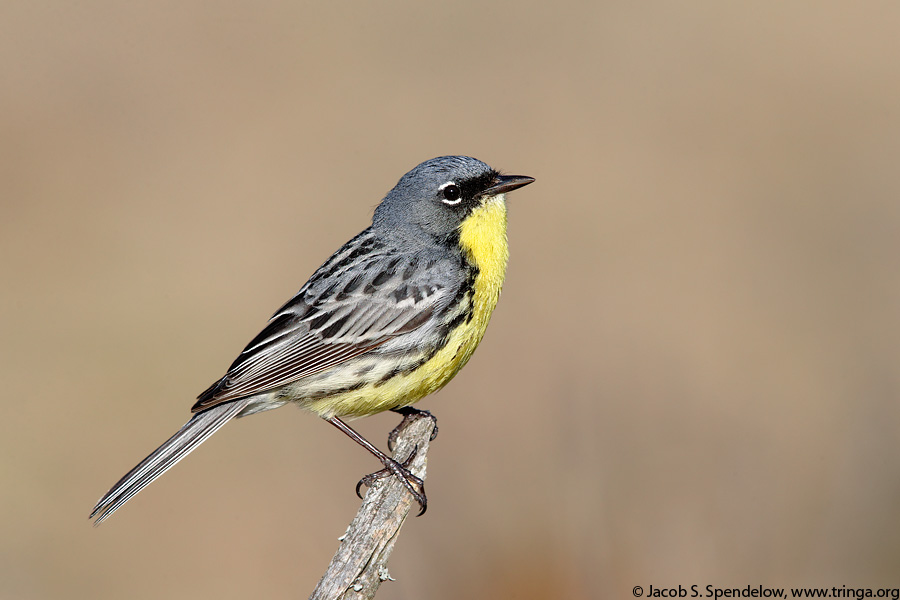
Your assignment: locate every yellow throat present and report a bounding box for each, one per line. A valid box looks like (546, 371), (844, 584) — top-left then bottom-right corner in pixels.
(399, 192), (509, 398)
(458, 194), (510, 326)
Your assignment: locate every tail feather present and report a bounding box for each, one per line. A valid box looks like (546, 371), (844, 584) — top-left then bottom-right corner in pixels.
(90, 399), (251, 525)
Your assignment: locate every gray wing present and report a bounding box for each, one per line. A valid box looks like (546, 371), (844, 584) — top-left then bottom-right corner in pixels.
(193, 234), (457, 412)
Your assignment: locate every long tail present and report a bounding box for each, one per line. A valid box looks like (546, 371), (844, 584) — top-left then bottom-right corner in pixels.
(90, 399), (252, 525)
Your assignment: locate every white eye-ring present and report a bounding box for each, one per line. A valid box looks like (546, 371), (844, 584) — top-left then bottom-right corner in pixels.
(439, 181), (462, 205)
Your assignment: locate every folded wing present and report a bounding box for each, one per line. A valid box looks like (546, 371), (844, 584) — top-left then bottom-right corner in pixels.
(193, 248), (455, 411)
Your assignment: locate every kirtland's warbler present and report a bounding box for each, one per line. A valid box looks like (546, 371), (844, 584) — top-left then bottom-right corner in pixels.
(90, 156), (533, 523)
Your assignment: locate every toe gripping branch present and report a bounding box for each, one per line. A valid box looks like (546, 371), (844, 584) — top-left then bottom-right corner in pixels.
(328, 407), (438, 516)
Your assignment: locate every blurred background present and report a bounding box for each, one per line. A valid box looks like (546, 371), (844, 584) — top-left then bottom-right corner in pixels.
(2, 2), (899, 599)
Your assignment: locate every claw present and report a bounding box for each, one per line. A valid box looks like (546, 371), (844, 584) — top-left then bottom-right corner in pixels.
(327, 415), (432, 516)
(354, 445), (428, 515)
(388, 407), (439, 452)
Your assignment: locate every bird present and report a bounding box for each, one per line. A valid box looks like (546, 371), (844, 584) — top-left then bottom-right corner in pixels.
(90, 155), (534, 524)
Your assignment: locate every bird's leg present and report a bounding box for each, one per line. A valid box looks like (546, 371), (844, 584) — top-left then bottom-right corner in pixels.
(354, 444), (424, 511)
(326, 416), (428, 516)
(387, 406), (439, 451)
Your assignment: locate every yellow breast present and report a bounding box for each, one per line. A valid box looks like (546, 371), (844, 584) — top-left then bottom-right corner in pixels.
(377, 194), (509, 406)
(456, 194), (510, 346)
(308, 195), (510, 418)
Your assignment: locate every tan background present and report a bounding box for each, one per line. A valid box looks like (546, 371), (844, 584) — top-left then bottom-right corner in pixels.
(2, 2), (899, 599)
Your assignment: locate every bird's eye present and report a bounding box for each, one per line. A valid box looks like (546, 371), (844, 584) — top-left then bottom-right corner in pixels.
(440, 182), (462, 205)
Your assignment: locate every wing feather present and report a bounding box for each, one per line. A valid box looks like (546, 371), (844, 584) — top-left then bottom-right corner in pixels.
(193, 242), (455, 412)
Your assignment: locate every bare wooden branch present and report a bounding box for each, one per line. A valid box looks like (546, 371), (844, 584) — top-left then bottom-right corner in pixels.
(309, 413), (436, 600)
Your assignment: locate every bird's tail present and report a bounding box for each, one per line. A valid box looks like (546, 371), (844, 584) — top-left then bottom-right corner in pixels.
(90, 399), (251, 525)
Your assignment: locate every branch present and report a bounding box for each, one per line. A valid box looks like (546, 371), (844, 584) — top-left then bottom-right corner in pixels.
(309, 413), (436, 600)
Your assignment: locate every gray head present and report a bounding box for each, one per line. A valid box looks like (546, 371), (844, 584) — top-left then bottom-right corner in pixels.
(373, 156), (534, 243)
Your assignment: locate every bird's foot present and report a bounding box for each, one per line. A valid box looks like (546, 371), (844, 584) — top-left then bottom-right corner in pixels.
(388, 406), (438, 452)
(355, 444), (428, 515)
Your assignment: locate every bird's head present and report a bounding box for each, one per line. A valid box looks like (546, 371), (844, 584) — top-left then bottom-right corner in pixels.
(373, 156), (534, 244)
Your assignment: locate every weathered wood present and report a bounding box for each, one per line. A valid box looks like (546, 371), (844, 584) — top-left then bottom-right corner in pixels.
(309, 414), (435, 600)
